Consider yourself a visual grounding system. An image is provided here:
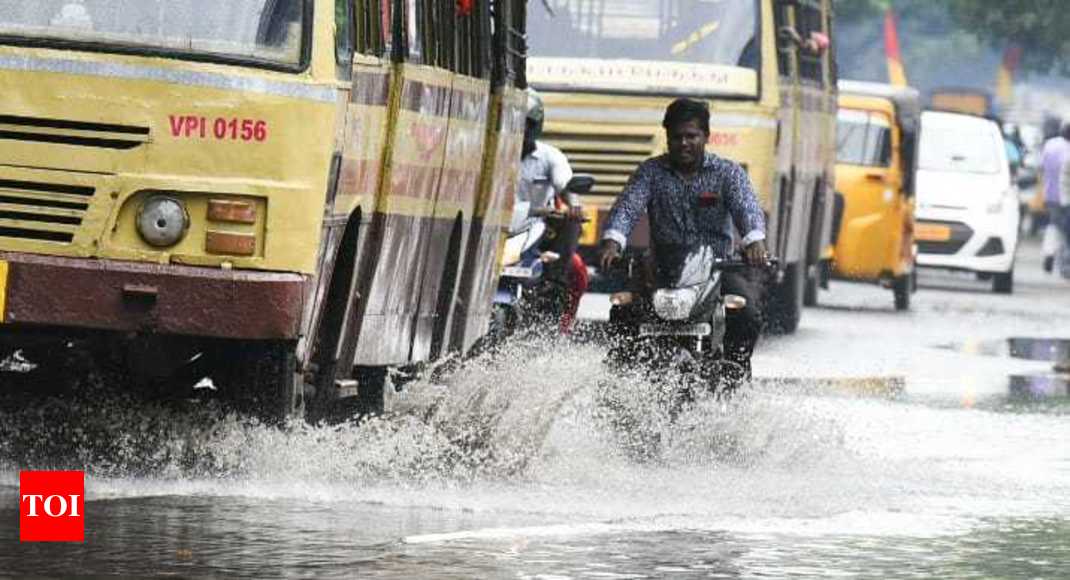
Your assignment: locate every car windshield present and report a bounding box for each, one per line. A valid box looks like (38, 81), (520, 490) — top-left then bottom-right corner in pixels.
(527, 0), (759, 97)
(919, 124), (1003, 175)
(0, 0), (306, 68)
(837, 110), (893, 167)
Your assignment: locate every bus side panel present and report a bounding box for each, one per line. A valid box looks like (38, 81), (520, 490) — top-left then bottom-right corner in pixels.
(354, 64), (451, 366)
(301, 63), (392, 368)
(452, 87), (525, 354)
(791, 86), (823, 263)
(409, 76), (491, 362)
(774, 81), (798, 263)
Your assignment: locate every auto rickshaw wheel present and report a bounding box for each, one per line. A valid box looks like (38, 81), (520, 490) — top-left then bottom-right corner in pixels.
(892, 275), (911, 311)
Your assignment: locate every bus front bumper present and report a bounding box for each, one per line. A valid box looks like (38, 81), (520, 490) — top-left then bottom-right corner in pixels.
(0, 252), (307, 340)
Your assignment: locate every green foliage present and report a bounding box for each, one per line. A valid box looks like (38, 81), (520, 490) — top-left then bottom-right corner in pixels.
(835, 0), (1070, 74)
(833, 0), (889, 22)
(948, 0), (1070, 74)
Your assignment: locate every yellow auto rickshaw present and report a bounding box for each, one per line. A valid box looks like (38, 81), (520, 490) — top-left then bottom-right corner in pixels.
(831, 81), (921, 310)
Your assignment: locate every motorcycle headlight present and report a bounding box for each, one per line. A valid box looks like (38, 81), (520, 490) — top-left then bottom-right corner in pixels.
(652, 288), (697, 321)
(137, 195), (189, 247)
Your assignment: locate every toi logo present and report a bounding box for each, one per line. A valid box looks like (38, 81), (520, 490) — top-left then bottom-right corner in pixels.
(19, 471), (85, 542)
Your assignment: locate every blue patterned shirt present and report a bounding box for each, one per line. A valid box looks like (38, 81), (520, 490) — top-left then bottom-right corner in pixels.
(603, 153), (766, 259)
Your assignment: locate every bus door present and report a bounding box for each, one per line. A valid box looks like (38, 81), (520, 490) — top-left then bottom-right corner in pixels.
(772, 0), (800, 263)
(303, 0), (394, 384)
(410, 1), (494, 362)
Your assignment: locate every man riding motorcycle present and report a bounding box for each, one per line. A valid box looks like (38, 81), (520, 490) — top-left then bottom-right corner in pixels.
(598, 98), (770, 380)
(514, 89), (589, 333)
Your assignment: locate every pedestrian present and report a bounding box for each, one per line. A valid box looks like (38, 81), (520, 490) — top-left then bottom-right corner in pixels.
(1057, 141), (1070, 279)
(1039, 121), (1070, 272)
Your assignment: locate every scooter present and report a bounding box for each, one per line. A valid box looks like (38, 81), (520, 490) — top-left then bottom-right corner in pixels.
(484, 175), (595, 347)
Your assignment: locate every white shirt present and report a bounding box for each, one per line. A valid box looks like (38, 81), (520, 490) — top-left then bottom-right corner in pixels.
(511, 141), (575, 233)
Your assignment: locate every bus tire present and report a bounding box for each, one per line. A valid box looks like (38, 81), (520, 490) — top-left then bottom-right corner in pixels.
(224, 341), (305, 425)
(348, 366), (386, 419)
(767, 262), (804, 334)
(803, 263), (821, 307)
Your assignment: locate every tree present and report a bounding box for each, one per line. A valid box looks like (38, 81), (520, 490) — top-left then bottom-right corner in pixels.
(947, 0), (1070, 74)
(836, 0), (1070, 74)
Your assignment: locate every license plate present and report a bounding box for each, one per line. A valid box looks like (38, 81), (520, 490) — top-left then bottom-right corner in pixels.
(915, 223), (952, 242)
(501, 266), (535, 279)
(0, 260), (7, 323)
(639, 322), (712, 337)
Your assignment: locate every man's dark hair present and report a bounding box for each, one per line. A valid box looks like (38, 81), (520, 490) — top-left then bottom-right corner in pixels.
(662, 98), (710, 134)
(1061, 123), (1070, 141)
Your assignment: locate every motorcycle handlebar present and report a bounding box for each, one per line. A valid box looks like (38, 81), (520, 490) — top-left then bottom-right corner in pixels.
(711, 257), (780, 271)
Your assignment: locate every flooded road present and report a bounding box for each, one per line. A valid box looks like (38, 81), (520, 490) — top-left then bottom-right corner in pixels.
(3, 239), (1070, 579)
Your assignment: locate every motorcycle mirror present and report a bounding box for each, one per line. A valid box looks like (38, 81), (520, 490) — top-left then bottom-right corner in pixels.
(565, 174), (596, 194)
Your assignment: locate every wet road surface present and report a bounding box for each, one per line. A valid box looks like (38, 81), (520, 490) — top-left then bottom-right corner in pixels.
(2, 238), (1070, 579)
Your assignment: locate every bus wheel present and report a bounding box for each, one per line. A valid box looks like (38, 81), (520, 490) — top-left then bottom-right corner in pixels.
(223, 341), (305, 425)
(354, 366), (386, 417)
(802, 262), (822, 307)
(767, 262), (804, 334)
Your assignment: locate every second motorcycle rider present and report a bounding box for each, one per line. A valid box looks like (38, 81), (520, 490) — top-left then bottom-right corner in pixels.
(515, 89), (589, 332)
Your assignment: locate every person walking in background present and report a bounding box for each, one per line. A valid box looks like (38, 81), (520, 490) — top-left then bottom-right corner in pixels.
(1039, 121), (1070, 273)
(1057, 143), (1070, 279)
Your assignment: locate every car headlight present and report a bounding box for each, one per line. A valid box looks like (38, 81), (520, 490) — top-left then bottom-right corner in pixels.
(137, 196), (189, 247)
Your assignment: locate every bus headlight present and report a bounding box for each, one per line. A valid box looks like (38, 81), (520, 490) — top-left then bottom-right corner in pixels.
(137, 196), (189, 247)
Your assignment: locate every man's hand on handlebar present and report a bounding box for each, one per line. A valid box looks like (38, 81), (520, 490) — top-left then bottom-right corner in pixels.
(743, 239), (771, 267)
(599, 239), (622, 271)
(566, 204), (586, 221)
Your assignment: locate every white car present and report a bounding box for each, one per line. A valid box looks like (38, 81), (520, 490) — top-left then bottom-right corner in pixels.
(915, 111), (1020, 293)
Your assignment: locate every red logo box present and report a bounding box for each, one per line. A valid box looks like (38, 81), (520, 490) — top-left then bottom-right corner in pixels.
(19, 471), (85, 542)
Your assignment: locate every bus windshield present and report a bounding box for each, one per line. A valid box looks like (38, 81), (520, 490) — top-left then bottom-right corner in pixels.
(527, 0), (759, 98)
(0, 0), (306, 68)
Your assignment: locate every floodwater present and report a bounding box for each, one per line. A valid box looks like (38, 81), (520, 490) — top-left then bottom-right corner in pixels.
(2, 243), (1070, 579)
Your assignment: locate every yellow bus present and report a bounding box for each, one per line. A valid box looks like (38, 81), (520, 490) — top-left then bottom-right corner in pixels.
(527, 0), (837, 332)
(0, 0), (528, 422)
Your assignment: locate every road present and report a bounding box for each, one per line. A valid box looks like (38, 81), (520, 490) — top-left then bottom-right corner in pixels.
(2, 238), (1069, 578)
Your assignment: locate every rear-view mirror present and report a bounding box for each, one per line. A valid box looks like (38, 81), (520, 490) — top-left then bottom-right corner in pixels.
(566, 174), (596, 194)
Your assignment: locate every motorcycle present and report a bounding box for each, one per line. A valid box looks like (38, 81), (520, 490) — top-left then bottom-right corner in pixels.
(597, 245), (775, 457)
(483, 175), (595, 348)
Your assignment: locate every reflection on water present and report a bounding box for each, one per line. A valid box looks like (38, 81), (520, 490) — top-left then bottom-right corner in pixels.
(934, 336), (1070, 364)
(1009, 374), (1070, 399)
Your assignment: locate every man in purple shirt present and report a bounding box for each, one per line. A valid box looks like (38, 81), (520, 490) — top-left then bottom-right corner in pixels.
(598, 98), (769, 379)
(1040, 123), (1070, 272)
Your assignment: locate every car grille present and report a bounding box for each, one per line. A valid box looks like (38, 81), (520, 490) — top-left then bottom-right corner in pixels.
(541, 130), (656, 200)
(0, 179), (94, 243)
(917, 220), (973, 255)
